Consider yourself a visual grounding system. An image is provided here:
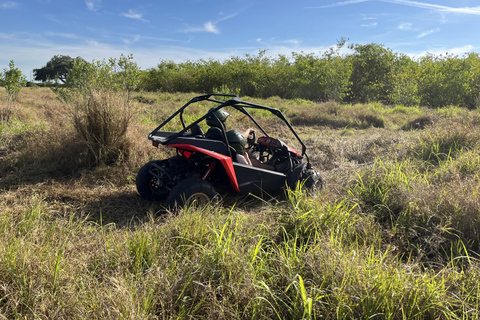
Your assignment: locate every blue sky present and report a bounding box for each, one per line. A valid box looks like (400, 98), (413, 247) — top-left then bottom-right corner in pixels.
(1, 0), (479, 79)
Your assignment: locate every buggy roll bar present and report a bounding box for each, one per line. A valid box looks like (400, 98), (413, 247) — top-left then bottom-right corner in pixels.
(148, 94), (310, 162)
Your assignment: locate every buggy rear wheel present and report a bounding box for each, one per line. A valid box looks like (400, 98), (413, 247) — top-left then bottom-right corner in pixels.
(136, 161), (170, 201)
(166, 177), (219, 210)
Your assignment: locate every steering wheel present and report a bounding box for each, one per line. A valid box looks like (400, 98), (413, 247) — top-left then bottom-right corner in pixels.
(246, 129), (256, 150)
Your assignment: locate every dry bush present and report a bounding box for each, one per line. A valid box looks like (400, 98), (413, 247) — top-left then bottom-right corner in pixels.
(126, 128), (172, 167)
(0, 87), (10, 122)
(72, 91), (131, 165)
(402, 115), (435, 130)
(62, 54), (140, 167)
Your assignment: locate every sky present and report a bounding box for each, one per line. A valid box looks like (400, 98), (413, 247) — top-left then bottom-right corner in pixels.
(1, 0), (479, 80)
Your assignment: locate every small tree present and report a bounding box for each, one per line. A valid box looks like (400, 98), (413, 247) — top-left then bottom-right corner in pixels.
(60, 54), (140, 165)
(1, 60), (27, 122)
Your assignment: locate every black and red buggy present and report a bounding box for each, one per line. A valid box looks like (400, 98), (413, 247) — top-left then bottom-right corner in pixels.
(136, 94), (323, 208)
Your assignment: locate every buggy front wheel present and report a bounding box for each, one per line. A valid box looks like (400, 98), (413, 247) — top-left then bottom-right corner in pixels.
(301, 169), (324, 196)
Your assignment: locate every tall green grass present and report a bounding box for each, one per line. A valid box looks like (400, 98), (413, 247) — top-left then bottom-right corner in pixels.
(2, 191), (478, 319)
(2, 90), (480, 318)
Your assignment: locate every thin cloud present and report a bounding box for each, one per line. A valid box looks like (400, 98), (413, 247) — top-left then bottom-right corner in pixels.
(216, 12), (239, 23)
(179, 11), (239, 35)
(412, 45), (475, 58)
(253, 38), (301, 48)
(398, 22), (413, 30)
(310, 0), (480, 15)
(85, 0), (101, 11)
(121, 9), (148, 22)
(0, 1), (19, 9)
(307, 0), (369, 9)
(121, 35), (141, 45)
(180, 22), (220, 34)
(204, 22), (219, 34)
(379, 0), (480, 15)
(140, 35), (183, 43)
(45, 32), (80, 40)
(362, 22), (378, 27)
(417, 27), (440, 38)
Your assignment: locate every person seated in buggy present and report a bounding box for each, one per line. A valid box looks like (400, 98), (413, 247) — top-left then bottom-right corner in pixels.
(226, 129), (274, 170)
(204, 108), (274, 170)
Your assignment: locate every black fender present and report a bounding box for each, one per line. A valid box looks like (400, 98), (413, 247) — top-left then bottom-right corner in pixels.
(286, 162), (306, 189)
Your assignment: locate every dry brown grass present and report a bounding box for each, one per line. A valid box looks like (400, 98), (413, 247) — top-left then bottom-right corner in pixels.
(2, 88), (480, 318)
(3, 88), (479, 239)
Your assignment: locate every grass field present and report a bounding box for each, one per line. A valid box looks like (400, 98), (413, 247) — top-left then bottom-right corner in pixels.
(1, 87), (480, 319)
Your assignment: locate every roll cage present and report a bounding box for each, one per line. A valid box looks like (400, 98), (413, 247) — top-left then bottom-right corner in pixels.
(148, 93), (311, 164)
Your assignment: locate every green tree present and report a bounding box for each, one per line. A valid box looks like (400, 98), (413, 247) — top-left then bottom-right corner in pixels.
(463, 52), (480, 108)
(417, 53), (477, 108)
(257, 54), (294, 99)
(347, 43), (396, 103)
(1, 60), (27, 122)
(390, 54), (420, 106)
(190, 58), (225, 94)
(290, 48), (352, 102)
(224, 51), (266, 97)
(33, 55), (83, 83)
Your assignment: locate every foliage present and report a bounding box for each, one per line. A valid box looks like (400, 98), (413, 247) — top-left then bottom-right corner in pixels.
(390, 53), (420, 106)
(60, 54), (140, 165)
(347, 43), (396, 103)
(139, 48), (352, 102)
(289, 45), (351, 102)
(417, 53), (480, 108)
(33, 55), (83, 84)
(136, 42), (480, 110)
(1, 60), (27, 122)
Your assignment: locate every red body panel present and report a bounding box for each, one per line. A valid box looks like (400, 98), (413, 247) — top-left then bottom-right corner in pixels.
(169, 144), (240, 192)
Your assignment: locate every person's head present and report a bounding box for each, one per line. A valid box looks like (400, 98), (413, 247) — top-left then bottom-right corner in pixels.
(226, 130), (246, 154)
(206, 107), (230, 128)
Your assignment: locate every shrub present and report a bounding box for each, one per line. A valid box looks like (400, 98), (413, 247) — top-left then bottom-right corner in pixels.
(60, 54), (140, 165)
(71, 91), (131, 165)
(1, 60), (27, 122)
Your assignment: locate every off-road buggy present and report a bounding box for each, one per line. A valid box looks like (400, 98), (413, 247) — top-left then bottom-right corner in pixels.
(136, 94), (323, 208)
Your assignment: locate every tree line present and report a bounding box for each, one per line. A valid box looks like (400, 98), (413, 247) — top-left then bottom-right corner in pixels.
(10, 41), (480, 109)
(139, 42), (480, 109)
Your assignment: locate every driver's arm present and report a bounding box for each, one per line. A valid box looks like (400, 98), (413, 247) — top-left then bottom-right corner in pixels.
(243, 128), (255, 137)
